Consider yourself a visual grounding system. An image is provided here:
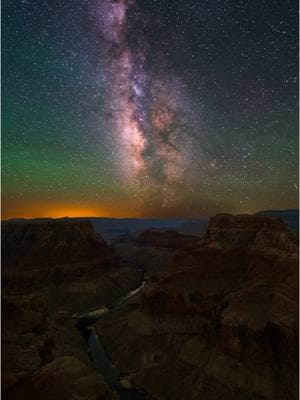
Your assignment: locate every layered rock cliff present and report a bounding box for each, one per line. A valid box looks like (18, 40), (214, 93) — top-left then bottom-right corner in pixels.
(2, 214), (298, 400)
(1, 218), (143, 400)
(96, 214), (299, 400)
(201, 213), (297, 254)
(2, 218), (115, 290)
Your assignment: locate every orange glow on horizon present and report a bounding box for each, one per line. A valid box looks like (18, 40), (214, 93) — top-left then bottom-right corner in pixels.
(42, 207), (105, 219)
(1, 200), (143, 220)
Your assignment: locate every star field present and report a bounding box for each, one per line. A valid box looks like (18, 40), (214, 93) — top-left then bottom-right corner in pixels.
(2, 0), (298, 218)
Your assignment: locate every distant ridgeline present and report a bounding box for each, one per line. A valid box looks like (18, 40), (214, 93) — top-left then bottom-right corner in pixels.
(3, 217), (210, 241)
(89, 217), (210, 240)
(5, 211), (298, 241)
(256, 209), (299, 235)
(90, 211), (299, 240)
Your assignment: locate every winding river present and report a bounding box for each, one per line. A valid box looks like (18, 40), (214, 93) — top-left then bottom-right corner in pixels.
(76, 280), (151, 400)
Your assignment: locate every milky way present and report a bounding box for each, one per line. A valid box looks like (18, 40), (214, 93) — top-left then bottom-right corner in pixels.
(2, 0), (298, 218)
(98, 0), (193, 207)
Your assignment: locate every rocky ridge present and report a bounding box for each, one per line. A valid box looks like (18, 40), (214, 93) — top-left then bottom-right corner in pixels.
(201, 213), (298, 254)
(1, 218), (144, 400)
(95, 214), (299, 400)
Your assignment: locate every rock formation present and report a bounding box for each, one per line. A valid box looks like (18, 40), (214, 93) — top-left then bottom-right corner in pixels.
(2, 218), (115, 291)
(96, 214), (299, 400)
(201, 213), (298, 254)
(2, 214), (298, 400)
(1, 218), (143, 400)
(2, 356), (111, 400)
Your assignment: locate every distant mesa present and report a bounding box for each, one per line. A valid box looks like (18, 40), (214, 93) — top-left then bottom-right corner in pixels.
(89, 217), (209, 240)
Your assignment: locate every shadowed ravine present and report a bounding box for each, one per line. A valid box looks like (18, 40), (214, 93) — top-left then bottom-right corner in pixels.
(76, 279), (151, 400)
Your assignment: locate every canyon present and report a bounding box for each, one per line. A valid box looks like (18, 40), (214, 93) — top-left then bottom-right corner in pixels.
(1, 214), (298, 399)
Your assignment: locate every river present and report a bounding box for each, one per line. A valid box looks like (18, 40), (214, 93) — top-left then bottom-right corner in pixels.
(76, 279), (153, 400)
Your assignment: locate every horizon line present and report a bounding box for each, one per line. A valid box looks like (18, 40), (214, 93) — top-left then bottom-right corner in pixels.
(2, 208), (299, 222)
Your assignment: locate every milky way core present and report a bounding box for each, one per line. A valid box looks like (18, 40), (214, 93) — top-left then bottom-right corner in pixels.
(98, 0), (193, 207)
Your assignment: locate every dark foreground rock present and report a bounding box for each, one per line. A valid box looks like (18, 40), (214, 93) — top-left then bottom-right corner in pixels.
(2, 214), (298, 400)
(1, 218), (144, 400)
(95, 214), (299, 400)
(2, 218), (114, 293)
(2, 356), (112, 400)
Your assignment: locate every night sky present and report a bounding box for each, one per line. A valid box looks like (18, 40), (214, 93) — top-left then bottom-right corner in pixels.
(2, 0), (298, 219)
